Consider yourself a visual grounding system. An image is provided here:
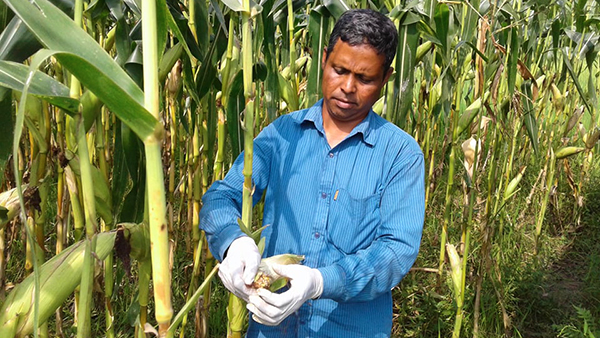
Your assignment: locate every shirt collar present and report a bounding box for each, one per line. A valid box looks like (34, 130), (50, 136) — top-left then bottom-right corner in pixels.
(292, 99), (377, 146)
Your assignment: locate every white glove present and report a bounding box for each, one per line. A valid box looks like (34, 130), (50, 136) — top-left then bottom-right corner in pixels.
(246, 264), (323, 326)
(218, 236), (261, 302)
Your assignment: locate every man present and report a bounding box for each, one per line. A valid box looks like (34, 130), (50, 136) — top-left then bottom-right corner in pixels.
(200, 9), (424, 337)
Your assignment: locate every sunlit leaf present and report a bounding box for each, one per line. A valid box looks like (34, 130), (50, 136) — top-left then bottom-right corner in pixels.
(307, 5), (330, 107)
(5, 0), (160, 140)
(0, 60), (78, 112)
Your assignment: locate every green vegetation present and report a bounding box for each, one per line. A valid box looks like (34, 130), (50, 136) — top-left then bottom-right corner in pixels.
(0, 0), (598, 337)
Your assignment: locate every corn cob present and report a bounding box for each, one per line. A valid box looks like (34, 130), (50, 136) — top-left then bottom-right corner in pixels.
(252, 254), (305, 291)
(0, 231), (116, 338)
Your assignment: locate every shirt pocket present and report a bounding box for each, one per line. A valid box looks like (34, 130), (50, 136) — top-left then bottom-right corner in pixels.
(327, 189), (381, 254)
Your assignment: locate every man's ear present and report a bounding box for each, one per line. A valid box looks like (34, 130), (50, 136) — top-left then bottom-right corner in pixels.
(322, 47), (328, 70)
(383, 67), (394, 83)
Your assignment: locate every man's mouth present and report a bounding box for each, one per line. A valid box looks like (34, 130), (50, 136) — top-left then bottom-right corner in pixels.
(333, 97), (355, 109)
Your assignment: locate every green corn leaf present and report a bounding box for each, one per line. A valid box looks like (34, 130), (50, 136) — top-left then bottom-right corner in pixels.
(261, 0), (280, 122)
(388, 10), (420, 128)
(461, 0), (479, 43)
(156, 0), (168, 65)
(106, 0), (131, 67)
(0, 90), (14, 187)
(0, 0), (73, 100)
(323, 0), (349, 19)
(220, 0), (263, 15)
(522, 81), (539, 154)
(209, 0), (229, 36)
(0, 60), (78, 113)
(507, 27), (519, 97)
(307, 5), (330, 107)
(585, 50), (598, 111)
(119, 122), (146, 224)
(193, 0), (210, 53)
(423, 0), (437, 22)
(0, 0), (72, 63)
(166, 2), (204, 62)
(562, 47), (593, 116)
(80, 90), (103, 133)
(195, 27), (225, 102)
(227, 69), (244, 159)
(434, 3), (449, 55)
(4, 0), (160, 141)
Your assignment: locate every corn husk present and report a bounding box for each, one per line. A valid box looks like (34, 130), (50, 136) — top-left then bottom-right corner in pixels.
(0, 231), (116, 338)
(555, 146), (585, 159)
(252, 254), (305, 291)
(504, 166), (527, 201)
(226, 294), (246, 333)
(0, 187), (23, 228)
(585, 127), (600, 149)
(281, 56), (309, 80)
(564, 106), (584, 136)
(446, 244), (462, 304)
(551, 83), (564, 112)
(461, 137), (481, 180)
(457, 98), (482, 137)
(470, 116), (492, 136)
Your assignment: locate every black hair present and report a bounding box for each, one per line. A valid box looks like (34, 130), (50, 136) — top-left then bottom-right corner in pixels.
(326, 9), (398, 74)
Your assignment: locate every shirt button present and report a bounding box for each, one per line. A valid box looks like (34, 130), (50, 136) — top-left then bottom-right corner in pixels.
(314, 232), (320, 238)
(329, 152), (334, 158)
(321, 192), (327, 199)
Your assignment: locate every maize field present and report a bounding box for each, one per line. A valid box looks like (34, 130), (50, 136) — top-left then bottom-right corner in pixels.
(0, 0), (599, 337)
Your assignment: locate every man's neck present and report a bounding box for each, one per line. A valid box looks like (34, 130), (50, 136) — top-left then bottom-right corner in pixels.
(321, 109), (367, 149)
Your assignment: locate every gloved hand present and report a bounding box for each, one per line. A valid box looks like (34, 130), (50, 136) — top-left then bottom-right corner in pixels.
(246, 264), (323, 326)
(218, 236), (261, 302)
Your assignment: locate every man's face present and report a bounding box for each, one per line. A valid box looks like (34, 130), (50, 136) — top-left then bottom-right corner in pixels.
(321, 39), (392, 125)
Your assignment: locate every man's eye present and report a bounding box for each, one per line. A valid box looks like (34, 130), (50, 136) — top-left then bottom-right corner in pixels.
(334, 68), (345, 74)
(358, 77), (373, 84)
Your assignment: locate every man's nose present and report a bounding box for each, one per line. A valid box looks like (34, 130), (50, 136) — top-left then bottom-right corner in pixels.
(340, 75), (356, 93)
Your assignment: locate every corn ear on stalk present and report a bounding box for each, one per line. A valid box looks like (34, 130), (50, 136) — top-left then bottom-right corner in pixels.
(445, 244), (463, 306)
(252, 254), (305, 291)
(0, 187), (23, 228)
(456, 97), (483, 137)
(585, 127), (600, 149)
(550, 83), (564, 112)
(0, 231), (116, 338)
(564, 106), (584, 137)
(555, 146), (585, 159)
(227, 293), (247, 334)
(504, 166), (527, 201)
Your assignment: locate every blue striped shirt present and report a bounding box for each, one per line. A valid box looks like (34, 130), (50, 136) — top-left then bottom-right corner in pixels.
(200, 99), (425, 338)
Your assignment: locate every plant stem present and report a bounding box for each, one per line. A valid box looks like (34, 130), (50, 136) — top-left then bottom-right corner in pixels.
(142, 0), (173, 334)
